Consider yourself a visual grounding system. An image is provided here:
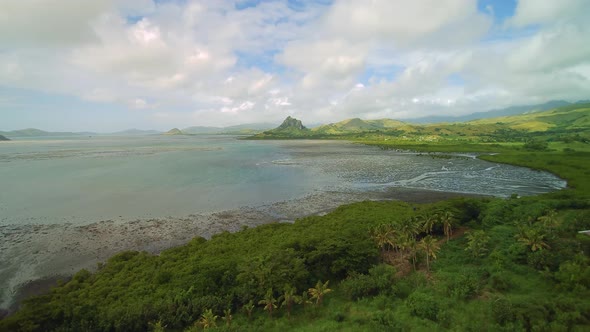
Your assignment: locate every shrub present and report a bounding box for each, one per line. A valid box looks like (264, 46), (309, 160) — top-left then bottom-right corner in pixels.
(523, 139), (548, 151)
(340, 264), (396, 300)
(488, 273), (513, 292)
(441, 270), (484, 300)
(492, 297), (514, 325)
(406, 291), (441, 321)
(555, 257), (590, 291)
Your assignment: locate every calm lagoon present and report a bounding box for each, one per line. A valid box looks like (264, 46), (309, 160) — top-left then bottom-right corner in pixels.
(0, 135), (565, 226)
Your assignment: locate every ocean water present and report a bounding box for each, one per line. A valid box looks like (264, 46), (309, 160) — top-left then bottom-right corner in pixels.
(0, 135), (566, 226)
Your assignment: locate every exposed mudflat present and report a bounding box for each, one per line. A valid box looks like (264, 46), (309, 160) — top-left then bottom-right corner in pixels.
(1, 187), (487, 312)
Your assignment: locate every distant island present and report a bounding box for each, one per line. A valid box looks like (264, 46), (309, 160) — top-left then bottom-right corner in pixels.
(0, 128), (90, 138)
(161, 123), (275, 136)
(0, 128), (161, 138)
(164, 128), (184, 136)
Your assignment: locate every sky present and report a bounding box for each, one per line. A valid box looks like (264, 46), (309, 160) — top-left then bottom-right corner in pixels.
(1, 0), (590, 132)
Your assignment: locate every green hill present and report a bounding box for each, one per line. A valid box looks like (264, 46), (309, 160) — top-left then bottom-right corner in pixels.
(247, 103), (590, 142)
(407, 100), (575, 123)
(10, 128), (51, 136)
(0, 134), (10, 141)
(319, 118), (378, 132)
(312, 118), (406, 135)
(466, 103), (590, 131)
(163, 128), (184, 136)
(0, 128), (78, 137)
(0, 128), (100, 137)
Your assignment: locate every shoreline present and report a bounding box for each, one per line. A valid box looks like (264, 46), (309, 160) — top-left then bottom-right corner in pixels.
(0, 187), (491, 314)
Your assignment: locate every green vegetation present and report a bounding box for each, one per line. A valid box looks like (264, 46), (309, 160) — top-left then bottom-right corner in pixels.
(252, 103), (590, 143)
(3, 159), (589, 330)
(2, 103), (590, 331)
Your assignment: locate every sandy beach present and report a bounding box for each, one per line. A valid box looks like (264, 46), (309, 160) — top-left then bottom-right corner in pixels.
(0, 187), (487, 314)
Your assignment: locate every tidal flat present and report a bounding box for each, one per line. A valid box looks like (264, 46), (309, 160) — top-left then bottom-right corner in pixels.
(0, 135), (565, 310)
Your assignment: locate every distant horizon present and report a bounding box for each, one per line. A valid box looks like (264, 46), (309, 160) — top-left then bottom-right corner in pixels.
(2, 98), (587, 133)
(1, 1), (589, 132)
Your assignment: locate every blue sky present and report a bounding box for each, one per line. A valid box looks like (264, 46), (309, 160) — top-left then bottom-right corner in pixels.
(1, 0), (589, 132)
(478, 0), (516, 21)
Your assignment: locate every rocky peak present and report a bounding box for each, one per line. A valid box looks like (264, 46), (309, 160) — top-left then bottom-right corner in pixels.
(277, 116), (306, 130)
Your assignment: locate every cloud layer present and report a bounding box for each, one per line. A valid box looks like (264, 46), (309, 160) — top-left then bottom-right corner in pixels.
(1, 0), (589, 131)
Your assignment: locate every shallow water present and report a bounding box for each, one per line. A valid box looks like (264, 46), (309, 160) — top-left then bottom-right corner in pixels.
(0, 135), (565, 226)
(0, 135), (568, 309)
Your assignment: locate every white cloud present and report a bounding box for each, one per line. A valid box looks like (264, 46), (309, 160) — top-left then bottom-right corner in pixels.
(1, 0), (589, 130)
(221, 101), (255, 114)
(510, 0), (589, 26)
(278, 39), (368, 90)
(129, 98), (149, 109)
(507, 25), (590, 73)
(323, 0), (491, 47)
(0, 0), (109, 47)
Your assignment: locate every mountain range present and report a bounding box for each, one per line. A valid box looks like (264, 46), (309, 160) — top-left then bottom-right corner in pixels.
(256, 102), (590, 139)
(181, 123), (276, 135)
(405, 100), (589, 124)
(2, 100), (588, 139)
(0, 128), (160, 138)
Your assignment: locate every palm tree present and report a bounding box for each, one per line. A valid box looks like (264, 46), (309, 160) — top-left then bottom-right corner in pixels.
(308, 280), (332, 306)
(419, 212), (439, 234)
(258, 289), (278, 318)
(198, 309), (218, 329)
(300, 290), (312, 309)
(397, 217), (420, 241)
(517, 228), (550, 251)
(439, 210), (455, 241)
(242, 300), (255, 321)
(280, 285), (300, 319)
(409, 239), (419, 270)
(538, 209), (559, 232)
(419, 236), (440, 272)
(148, 321), (166, 332)
(223, 308), (232, 328)
(371, 225), (390, 252)
(384, 225), (399, 252)
(396, 232), (415, 260)
(465, 230), (489, 257)
(372, 224), (396, 252)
